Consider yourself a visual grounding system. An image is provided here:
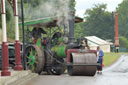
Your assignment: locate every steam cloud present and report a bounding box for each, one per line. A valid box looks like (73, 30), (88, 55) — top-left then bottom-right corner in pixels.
(22, 0), (71, 28)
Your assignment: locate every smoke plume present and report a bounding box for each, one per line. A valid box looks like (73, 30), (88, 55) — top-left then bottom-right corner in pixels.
(21, 0), (71, 27)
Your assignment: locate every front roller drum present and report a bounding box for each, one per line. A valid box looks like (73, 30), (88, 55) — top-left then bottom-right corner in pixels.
(68, 53), (97, 76)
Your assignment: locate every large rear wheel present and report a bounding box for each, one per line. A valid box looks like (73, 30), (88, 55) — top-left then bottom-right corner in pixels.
(25, 45), (45, 74)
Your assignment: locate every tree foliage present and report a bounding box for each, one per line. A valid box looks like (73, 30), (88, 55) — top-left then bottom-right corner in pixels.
(75, 22), (85, 39)
(117, 0), (128, 38)
(0, 3), (11, 28)
(83, 4), (113, 40)
(69, 0), (76, 11)
(119, 36), (128, 49)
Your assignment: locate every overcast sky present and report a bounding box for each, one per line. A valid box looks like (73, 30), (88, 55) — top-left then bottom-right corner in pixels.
(75, 0), (123, 17)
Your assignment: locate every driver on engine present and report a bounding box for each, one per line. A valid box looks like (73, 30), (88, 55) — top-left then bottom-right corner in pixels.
(32, 27), (47, 43)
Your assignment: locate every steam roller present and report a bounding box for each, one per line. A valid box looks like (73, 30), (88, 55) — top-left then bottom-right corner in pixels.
(23, 13), (98, 76)
(25, 38), (98, 76)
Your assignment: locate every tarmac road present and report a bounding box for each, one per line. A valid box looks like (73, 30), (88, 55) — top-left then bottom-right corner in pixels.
(25, 55), (128, 85)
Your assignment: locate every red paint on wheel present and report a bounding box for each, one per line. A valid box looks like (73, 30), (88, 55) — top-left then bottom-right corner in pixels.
(67, 49), (78, 63)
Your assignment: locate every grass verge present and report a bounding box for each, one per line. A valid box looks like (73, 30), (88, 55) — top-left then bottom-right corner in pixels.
(103, 52), (128, 67)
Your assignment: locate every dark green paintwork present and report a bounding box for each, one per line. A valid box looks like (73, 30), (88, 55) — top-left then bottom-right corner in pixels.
(51, 45), (66, 58)
(19, 17), (55, 27)
(36, 38), (41, 46)
(28, 48), (37, 70)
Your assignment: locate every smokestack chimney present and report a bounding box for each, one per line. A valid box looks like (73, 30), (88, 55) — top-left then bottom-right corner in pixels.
(68, 11), (75, 44)
(114, 12), (120, 53)
(114, 12), (119, 46)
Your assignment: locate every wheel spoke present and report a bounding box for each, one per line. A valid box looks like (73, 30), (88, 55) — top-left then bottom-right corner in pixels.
(35, 61), (38, 64)
(32, 65), (35, 72)
(27, 62), (29, 64)
(30, 48), (33, 55)
(35, 52), (37, 57)
(28, 64), (31, 69)
(28, 48), (31, 54)
(26, 56), (29, 59)
(34, 63), (37, 69)
(32, 65), (34, 71)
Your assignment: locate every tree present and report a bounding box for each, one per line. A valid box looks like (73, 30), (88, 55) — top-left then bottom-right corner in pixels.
(75, 22), (86, 39)
(23, 0), (42, 7)
(69, 0), (76, 11)
(0, 5), (11, 28)
(83, 4), (113, 40)
(119, 36), (128, 49)
(117, 0), (128, 38)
